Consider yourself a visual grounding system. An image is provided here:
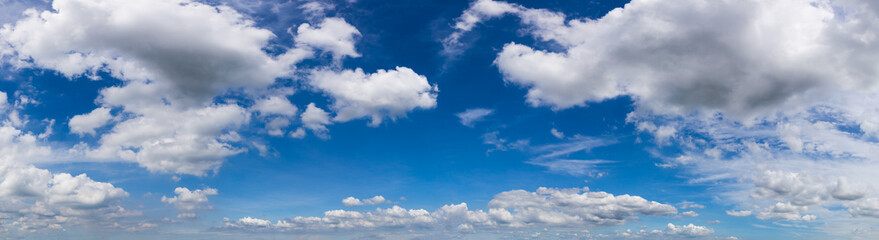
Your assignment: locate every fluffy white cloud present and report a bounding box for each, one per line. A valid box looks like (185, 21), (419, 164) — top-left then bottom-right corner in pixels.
(1, 0), (440, 177)
(309, 67), (438, 126)
(342, 196), (390, 207)
(68, 107), (113, 136)
(0, 0), (309, 105)
(0, 0), (294, 175)
(0, 93), (136, 233)
(848, 198), (879, 218)
(301, 103), (332, 139)
(252, 96), (298, 117)
(663, 223), (715, 237)
(449, 0), (879, 235)
(162, 187), (218, 219)
(85, 104), (249, 176)
(751, 170), (866, 206)
(456, 108), (493, 127)
(295, 17), (360, 59)
(452, 0), (879, 118)
(218, 187), (676, 232)
(487, 187), (677, 226)
(756, 202), (816, 222)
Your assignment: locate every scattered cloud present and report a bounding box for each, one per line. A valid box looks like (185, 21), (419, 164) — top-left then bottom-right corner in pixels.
(219, 187), (677, 232)
(309, 67), (438, 126)
(456, 108), (493, 127)
(342, 196), (391, 207)
(161, 187), (218, 219)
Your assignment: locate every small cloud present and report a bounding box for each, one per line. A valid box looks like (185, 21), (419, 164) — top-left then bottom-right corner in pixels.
(456, 108), (493, 127)
(342, 196), (390, 207)
(550, 128), (564, 139)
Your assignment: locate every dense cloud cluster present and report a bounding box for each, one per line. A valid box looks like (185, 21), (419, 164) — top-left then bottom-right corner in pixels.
(450, 0), (879, 118)
(0, 91), (137, 233)
(449, 0), (879, 234)
(0, 0), (439, 176)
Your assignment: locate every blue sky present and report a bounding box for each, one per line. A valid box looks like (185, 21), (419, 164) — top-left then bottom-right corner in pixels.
(1, 0), (879, 239)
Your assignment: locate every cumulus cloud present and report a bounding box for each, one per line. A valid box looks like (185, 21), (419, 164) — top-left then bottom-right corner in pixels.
(1, 0), (438, 177)
(0, 115), (133, 232)
(451, 0), (879, 118)
(448, 0), (879, 233)
(295, 17), (360, 59)
(68, 107), (113, 136)
(0, 0), (296, 176)
(456, 108), (493, 127)
(0, 0), (309, 105)
(663, 223), (715, 237)
(252, 96), (298, 117)
(218, 187), (676, 232)
(301, 103), (332, 139)
(756, 202), (816, 222)
(848, 198), (879, 218)
(85, 103), (249, 176)
(309, 67), (438, 126)
(342, 196), (390, 207)
(751, 170), (866, 206)
(162, 187), (218, 219)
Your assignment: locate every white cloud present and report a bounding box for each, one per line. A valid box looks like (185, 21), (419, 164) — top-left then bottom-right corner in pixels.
(289, 127), (306, 139)
(1, 0), (440, 177)
(301, 103), (332, 139)
(525, 159), (611, 177)
(162, 187), (218, 219)
(680, 211), (699, 218)
(848, 198), (879, 218)
(218, 187), (676, 232)
(295, 17), (360, 59)
(456, 108), (493, 127)
(309, 67), (438, 126)
(266, 117), (291, 137)
(756, 202), (816, 222)
(751, 170), (866, 206)
(0, 91), (7, 110)
(68, 107), (113, 136)
(550, 128), (564, 139)
(664, 223), (715, 237)
(0, 0), (309, 106)
(447, 0), (879, 234)
(680, 202), (705, 210)
(85, 104), (249, 176)
(298, 1), (335, 18)
(725, 210), (752, 217)
(342, 196), (390, 207)
(452, 0), (879, 118)
(0, 119), (133, 233)
(443, 0), (522, 56)
(252, 96), (298, 117)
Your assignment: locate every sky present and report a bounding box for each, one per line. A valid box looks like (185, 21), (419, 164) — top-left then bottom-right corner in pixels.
(0, 0), (878, 239)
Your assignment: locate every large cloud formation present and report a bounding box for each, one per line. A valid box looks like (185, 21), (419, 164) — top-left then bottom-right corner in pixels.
(218, 187), (676, 232)
(449, 0), (879, 237)
(0, 0), (439, 176)
(449, 0), (879, 118)
(0, 91), (138, 234)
